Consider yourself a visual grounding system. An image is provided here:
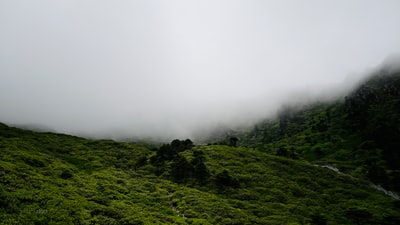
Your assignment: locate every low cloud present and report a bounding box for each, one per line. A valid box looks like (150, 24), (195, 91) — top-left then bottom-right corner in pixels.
(1, 1), (399, 141)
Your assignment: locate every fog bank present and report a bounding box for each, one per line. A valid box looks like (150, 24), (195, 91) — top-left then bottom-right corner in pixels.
(1, 1), (400, 141)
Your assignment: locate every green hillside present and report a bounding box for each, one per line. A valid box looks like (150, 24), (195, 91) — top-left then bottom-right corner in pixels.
(1, 122), (400, 224)
(240, 69), (400, 193)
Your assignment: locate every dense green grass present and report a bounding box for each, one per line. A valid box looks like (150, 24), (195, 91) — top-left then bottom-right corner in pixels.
(1, 123), (399, 224)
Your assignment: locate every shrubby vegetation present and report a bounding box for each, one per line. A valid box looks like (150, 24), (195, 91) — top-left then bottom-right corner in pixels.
(241, 70), (400, 192)
(1, 122), (400, 224)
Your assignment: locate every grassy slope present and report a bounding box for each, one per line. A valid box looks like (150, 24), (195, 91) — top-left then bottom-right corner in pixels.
(1, 123), (399, 224)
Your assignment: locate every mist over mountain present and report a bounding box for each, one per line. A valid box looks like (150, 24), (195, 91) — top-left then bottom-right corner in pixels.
(1, 1), (400, 222)
(1, 0), (400, 140)
(238, 68), (400, 195)
(3, 60), (397, 143)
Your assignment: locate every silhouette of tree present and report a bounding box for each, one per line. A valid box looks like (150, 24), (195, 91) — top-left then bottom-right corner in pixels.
(170, 155), (193, 182)
(229, 137), (239, 147)
(191, 150), (210, 183)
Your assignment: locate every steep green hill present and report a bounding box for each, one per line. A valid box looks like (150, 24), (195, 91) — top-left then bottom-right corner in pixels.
(240, 69), (400, 193)
(1, 123), (400, 224)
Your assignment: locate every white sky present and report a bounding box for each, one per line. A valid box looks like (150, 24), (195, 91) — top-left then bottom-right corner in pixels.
(1, 0), (400, 139)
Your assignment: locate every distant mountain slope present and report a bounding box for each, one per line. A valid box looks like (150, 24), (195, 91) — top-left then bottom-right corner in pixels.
(1, 123), (400, 224)
(240, 69), (400, 193)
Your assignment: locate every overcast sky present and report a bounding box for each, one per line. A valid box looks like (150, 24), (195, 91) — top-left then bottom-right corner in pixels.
(1, 0), (400, 140)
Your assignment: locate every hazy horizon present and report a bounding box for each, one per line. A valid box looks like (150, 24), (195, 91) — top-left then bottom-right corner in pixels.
(1, 0), (400, 140)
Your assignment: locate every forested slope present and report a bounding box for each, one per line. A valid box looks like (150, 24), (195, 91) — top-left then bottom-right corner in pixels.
(240, 69), (400, 193)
